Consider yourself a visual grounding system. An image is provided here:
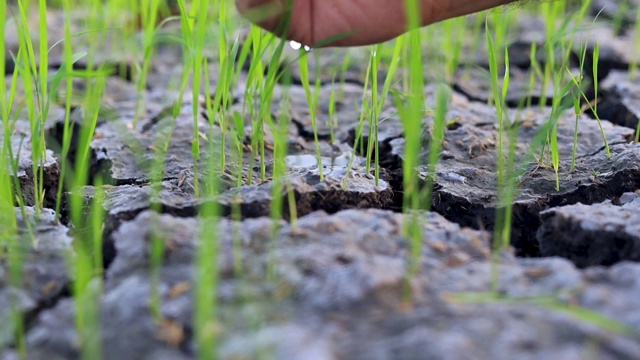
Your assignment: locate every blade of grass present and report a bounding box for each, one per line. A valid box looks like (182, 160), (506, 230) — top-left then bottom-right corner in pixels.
(399, 0), (426, 300)
(299, 49), (324, 181)
(448, 292), (640, 338)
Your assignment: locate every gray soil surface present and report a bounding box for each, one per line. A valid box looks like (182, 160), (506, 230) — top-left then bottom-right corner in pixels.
(3, 209), (640, 359)
(538, 192), (640, 267)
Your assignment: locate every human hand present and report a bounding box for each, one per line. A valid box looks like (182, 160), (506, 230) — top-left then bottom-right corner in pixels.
(235, 0), (517, 47)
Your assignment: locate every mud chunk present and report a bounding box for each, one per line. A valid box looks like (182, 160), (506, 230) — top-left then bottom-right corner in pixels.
(0, 208), (71, 349)
(216, 163), (394, 219)
(538, 192), (640, 267)
(598, 70), (640, 131)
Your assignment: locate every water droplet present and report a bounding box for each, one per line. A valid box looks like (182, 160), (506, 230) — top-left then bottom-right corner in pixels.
(290, 40), (312, 52)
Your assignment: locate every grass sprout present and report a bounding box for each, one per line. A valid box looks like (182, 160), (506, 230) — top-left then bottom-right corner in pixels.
(299, 49), (324, 181)
(448, 292), (640, 339)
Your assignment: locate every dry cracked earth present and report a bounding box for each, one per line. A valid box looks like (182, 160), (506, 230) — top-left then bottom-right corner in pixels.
(3, 2), (640, 359)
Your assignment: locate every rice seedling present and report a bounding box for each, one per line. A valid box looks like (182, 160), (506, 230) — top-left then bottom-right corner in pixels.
(132, 0), (164, 129)
(397, 0), (427, 294)
(53, 4), (106, 359)
(630, 3), (640, 79)
(448, 291), (640, 339)
(52, 0), (81, 220)
(12, 0), (48, 214)
(565, 57), (611, 160)
(343, 48), (373, 189)
(0, 0), (11, 233)
(610, 0), (631, 35)
(547, 75), (574, 191)
(484, 10), (519, 291)
(0, 4), (27, 353)
(336, 51), (352, 100)
(195, 173), (220, 360)
(0, 0), (14, 233)
(265, 104), (291, 280)
(365, 45), (381, 181)
(569, 40), (589, 172)
(440, 17), (466, 81)
(421, 84), (450, 212)
(241, 28), (262, 186)
(298, 49), (324, 181)
(72, 181), (105, 360)
(67, 80), (107, 360)
(538, 1), (562, 109)
(243, 27), (286, 184)
(364, 40), (403, 186)
(0, 58), (24, 351)
(482, 0), (607, 293)
(327, 78), (338, 145)
(485, 11), (513, 249)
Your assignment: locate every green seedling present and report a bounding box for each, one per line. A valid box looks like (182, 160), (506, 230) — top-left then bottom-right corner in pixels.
(266, 69), (295, 279)
(565, 68), (611, 158)
(526, 42), (540, 110)
(344, 56), (372, 190)
(569, 35), (592, 172)
(132, 0), (163, 129)
(366, 45), (381, 183)
(544, 74), (575, 191)
(338, 51), (352, 100)
(486, 14), (518, 291)
(396, 0), (428, 301)
(299, 49), (324, 181)
(328, 78), (337, 145)
(449, 292), (640, 338)
(630, 2), (640, 79)
(366, 40), (403, 186)
(421, 84), (450, 211)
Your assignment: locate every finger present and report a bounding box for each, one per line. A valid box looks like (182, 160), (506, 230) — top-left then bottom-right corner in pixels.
(440, 0), (517, 21)
(235, 0), (312, 44)
(235, 0), (518, 47)
(233, 0), (452, 47)
(235, 0), (285, 32)
(309, 0), (450, 46)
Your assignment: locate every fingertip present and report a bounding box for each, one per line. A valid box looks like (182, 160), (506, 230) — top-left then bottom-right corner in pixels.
(235, 0), (260, 14)
(235, 0), (286, 32)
